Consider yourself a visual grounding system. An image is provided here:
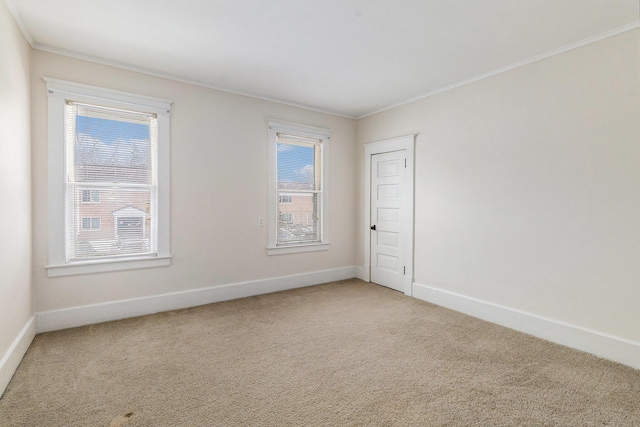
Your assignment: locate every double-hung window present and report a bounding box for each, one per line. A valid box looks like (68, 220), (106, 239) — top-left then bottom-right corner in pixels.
(81, 189), (100, 203)
(267, 121), (330, 255)
(82, 218), (101, 231)
(45, 79), (172, 276)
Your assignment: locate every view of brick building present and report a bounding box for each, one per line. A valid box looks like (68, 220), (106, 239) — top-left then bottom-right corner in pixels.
(74, 187), (151, 257)
(277, 192), (319, 243)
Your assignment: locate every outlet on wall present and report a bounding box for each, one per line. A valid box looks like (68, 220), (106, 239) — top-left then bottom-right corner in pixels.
(258, 217), (264, 227)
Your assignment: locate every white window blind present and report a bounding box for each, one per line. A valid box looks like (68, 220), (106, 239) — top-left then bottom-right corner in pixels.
(276, 132), (322, 246)
(65, 101), (158, 261)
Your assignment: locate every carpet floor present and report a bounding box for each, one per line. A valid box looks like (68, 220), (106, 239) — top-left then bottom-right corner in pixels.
(1, 279), (639, 426)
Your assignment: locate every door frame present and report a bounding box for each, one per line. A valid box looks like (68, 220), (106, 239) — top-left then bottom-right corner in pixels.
(364, 135), (415, 296)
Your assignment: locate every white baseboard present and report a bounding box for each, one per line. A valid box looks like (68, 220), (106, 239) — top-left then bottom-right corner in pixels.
(355, 266), (368, 281)
(37, 266), (357, 333)
(0, 316), (37, 397)
(413, 282), (640, 371)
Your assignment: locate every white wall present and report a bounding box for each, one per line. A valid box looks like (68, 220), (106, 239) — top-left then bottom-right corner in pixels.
(358, 29), (640, 349)
(31, 51), (357, 318)
(0, 0), (34, 394)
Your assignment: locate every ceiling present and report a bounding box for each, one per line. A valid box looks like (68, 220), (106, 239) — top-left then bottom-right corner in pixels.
(6, 0), (639, 118)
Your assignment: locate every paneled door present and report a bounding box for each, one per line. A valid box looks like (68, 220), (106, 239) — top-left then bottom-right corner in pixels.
(370, 150), (406, 292)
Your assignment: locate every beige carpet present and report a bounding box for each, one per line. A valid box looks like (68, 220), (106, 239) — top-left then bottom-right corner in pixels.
(1, 279), (639, 426)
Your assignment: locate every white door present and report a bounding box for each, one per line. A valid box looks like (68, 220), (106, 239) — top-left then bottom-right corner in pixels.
(370, 150), (405, 292)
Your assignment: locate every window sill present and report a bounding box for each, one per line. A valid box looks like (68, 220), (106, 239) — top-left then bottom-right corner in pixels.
(45, 255), (172, 277)
(267, 243), (329, 256)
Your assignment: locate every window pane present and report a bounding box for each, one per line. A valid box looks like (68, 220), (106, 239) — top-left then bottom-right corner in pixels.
(71, 103), (155, 185)
(70, 187), (153, 259)
(81, 189), (100, 202)
(279, 194), (292, 203)
(277, 143), (320, 190)
(277, 192), (319, 244)
(65, 101), (158, 262)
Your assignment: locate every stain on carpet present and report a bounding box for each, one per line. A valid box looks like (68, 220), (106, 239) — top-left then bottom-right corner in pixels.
(109, 412), (134, 427)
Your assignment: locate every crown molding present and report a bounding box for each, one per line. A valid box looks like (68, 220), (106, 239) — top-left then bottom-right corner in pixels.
(358, 21), (640, 119)
(7, 0), (637, 121)
(4, 0), (34, 46)
(32, 43), (357, 120)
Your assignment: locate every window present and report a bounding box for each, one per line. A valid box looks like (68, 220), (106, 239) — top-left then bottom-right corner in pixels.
(45, 78), (172, 277)
(268, 121), (330, 255)
(81, 189), (100, 203)
(81, 218), (101, 230)
(279, 212), (294, 222)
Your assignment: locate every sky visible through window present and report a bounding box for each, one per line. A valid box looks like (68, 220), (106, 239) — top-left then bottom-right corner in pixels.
(76, 115), (151, 168)
(277, 143), (314, 187)
(77, 116), (150, 144)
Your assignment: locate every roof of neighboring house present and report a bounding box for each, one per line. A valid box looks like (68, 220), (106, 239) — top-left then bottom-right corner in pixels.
(112, 205), (146, 217)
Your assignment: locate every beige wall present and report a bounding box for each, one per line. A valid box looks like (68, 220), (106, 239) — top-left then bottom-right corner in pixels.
(358, 29), (640, 343)
(0, 1), (32, 362)
(4, 1), (638, 369)
(31, 51), (357, 312)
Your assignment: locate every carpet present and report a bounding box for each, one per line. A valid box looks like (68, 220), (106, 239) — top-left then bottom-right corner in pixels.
(1, 279), (639, 426)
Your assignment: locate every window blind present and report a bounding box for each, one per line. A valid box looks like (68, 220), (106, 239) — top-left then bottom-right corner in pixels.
(276, 132), (322, 245)
(65, 101), (158, 261)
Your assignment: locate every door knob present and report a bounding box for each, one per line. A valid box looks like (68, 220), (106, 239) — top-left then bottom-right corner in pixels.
(370, 225), (376, 230)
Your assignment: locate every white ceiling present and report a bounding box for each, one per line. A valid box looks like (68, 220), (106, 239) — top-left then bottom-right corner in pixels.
(6, 0), (639, 118)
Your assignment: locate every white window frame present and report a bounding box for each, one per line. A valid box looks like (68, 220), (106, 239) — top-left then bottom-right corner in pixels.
(45, 78), (172, 277)
(267, 120), (330, 255)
